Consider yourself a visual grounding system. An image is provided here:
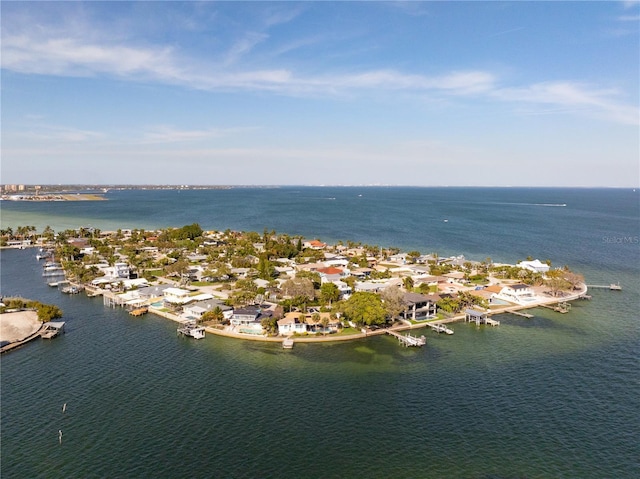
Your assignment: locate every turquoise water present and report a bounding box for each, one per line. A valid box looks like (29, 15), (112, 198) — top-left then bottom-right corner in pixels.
(1, 188), (639, 478)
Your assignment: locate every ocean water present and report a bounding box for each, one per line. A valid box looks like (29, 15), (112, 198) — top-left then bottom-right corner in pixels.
(1, 187), (639, 478)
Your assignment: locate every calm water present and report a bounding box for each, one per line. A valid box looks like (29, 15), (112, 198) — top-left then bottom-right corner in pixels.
(1, 188), (639, 478)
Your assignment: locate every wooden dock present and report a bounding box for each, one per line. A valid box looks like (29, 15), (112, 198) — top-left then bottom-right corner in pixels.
(40, 321), (65, 339)
(465, 309), (500, 326)
(540, 302), (571, 314)
(510, 310), (533, 318)
(387, 330), (426, 347)
(129, 306), (148, 317)
(427, 323), (454, 334)
(586, 283), (622, 291)
(282, 338), (294, 349)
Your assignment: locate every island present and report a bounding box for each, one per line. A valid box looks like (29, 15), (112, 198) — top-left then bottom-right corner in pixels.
(3, 223), (590, 347)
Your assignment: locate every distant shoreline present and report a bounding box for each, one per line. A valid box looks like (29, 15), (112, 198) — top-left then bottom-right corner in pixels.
(0, 194), (106, 202)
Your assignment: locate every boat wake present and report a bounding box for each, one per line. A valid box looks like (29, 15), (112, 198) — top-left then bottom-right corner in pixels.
(490, 202), (567, 207)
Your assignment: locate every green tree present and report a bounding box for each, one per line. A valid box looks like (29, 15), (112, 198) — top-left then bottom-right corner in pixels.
(257, 254), (275, 280)
(261, 315), (279, 335)
(403, 276), (414, 291)
(341, 292), (387, 327)
(407, 251), (421, 264)
(320, 282), (340, 307)
(201, 306), (225, 324)
(36, 303), (63, 322)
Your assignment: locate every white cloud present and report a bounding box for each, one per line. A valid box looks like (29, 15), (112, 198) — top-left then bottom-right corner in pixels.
(10, 125), (104, 143)
(139, 126), (257, 144)
(1, 17), (637, 126)
(494, 82), (640, 126)
(224, 32), (269, 66)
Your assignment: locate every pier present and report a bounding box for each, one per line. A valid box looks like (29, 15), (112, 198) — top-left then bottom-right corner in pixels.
(465, 309), (500, 326)
(282, 338), (294, 349)
(586, 283), (622, 291)
(40, 321), (65, 339)
(540, 302), (571, 314)
(426, 323), (454, 334)
(387, 330), (426, 347)
(509, 310), (534, 318)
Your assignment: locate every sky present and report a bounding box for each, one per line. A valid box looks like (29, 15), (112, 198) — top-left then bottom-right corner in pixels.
(1, 1), (639, 187)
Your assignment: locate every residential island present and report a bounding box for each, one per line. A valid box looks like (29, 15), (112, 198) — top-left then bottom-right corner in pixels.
(1, 223), (590, 348)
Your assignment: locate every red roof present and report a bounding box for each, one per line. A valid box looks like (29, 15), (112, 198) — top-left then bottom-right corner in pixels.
(318, 267), (343, 275)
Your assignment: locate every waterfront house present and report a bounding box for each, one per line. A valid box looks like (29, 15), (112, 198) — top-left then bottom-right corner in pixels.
(183, 299), (232, 321)
(277, 313), (308, 335)
(122, 278), (149, 290)
(494, 283), (537, 305)
(163, 287), (193, 305)
(277, 312), (339, 335)
(303, 239), (327, 250)
(137, 284), (174, 300)
(517, 259), (550, 274)
(401, 292), (438, 320)
(230, 305), (274, 333)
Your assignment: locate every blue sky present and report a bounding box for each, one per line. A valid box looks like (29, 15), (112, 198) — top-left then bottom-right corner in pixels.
(2, 1), (639, 186)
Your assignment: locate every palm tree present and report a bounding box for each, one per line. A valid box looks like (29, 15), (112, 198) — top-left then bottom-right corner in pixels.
(403, 276), (414, 291)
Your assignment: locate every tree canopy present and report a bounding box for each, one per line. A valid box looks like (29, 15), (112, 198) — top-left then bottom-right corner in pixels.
(341, 292), (387, 327)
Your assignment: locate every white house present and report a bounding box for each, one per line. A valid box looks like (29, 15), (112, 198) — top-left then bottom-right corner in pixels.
(334, 280), (352, 299)
(183, 299), (232, 321)
(277, 313), (308, 335)
(494, 283), (538, 305)
(163, 287), (193, 304)
(517, 259), (550, 274)
(277, 312), (340, 335)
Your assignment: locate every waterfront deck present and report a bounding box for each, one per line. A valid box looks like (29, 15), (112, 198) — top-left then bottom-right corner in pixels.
(177, 323), (205, 339)
(387, 330), (426, 347)
(282, 338), (294, 349)
(465, 309), (500, 326)
(539, 302), (571, 314)
(586, 283), (622, 291)
(40, 321), (65, 339)
(426, 323), (454, 334)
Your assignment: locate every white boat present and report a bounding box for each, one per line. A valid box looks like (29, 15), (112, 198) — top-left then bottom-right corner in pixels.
(177, 322), (205, 339)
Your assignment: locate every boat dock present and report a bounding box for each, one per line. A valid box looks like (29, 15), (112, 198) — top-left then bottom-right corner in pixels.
(465, 309), (500, 326)
(426, 323), (454, 334)
(539, 302), (571, 314)
(61, 284), (84, 294)
(387, 330), (426, 347)
(40, 321), (65, 339)
(586, 283), (622, 291)
(129, 306), (148, 317)
(282, 338), (294, 349)
(177, 322), (205, 339)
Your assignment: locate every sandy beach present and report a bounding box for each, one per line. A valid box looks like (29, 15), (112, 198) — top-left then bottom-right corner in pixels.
(0, 311), (41, 343)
